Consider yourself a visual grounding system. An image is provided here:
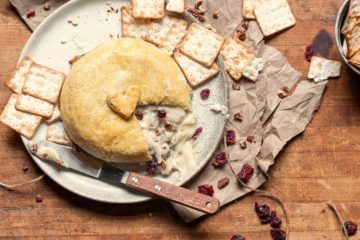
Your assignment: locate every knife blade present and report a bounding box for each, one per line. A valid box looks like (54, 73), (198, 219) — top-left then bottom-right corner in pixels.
(28, 140), (220, 214)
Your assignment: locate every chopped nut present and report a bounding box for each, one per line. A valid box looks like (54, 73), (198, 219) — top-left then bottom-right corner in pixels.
(212, 11), (219, 19)
(235, 27), (246, 41)
(217, 177), (230, 189)
(69, 54), (85, 65)
(277, 86), (290, 99)
(197, 14), (205, 22)
(240, 140), (247, 149)
(160, 161), (167, 169)
(194, 0), (203, 10)
(155, 129), (161, 136)
(164, 122), (173, 129)
(234, 112), (243, 122)
(194, 0), (206, 13)
(22, 165), (29, 172)
(204, 24), (216, 32)
(232, 82), (241, 90)
(241, 21), (249, 30)
(43, 2), (51, 11)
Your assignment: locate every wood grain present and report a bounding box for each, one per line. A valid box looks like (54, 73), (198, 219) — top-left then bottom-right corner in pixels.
(0, 0), (359, 239)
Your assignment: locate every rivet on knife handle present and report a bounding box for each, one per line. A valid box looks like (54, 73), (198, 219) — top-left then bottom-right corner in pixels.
(126, 172), (220, 214)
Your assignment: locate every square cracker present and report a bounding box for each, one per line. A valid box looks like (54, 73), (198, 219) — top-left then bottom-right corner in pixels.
(22, 63), (66, 104)
(131, 0), (165, 19)
(0, 94), (42, 139)
(121, 6), (152, 39)
(243, 57), (265, 82)
(5, 56), (34, 94)
(158, 18), (188, 55)
(243, 0), (256, 19)
(254, 0), (296, 37)
(346, 20), (360, 58)
(16, 94), (54, 118)
(166, 0), (184, 13)
(46, 120), (72, 146)
(174, 50), (219, 87)
(179, 23), (224, 67)
(46, 104), (60, 123)
(341, 0), (360, 34)
(308, 56), (342, 82)
(349, 0), (360, 18)
(145, 15), (176, 46)
(220, 36), (255, 80)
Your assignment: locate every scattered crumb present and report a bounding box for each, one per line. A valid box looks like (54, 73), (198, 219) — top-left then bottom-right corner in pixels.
(43, 2), (51, 11)
(60, 38), (67, 44)
(212, 11), (219, 19)
(22, 165), (29, 172)
(68, 17), (79, 26)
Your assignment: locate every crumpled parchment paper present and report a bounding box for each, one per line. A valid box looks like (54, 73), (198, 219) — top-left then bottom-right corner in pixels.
(9, 0), (328, 223)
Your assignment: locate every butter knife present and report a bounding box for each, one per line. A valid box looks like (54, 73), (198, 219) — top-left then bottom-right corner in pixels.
(28, 141), (220, 214)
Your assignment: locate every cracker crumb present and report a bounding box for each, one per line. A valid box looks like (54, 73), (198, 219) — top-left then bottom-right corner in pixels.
(60, 38), (67, 44)
(68, 17), (79, 26)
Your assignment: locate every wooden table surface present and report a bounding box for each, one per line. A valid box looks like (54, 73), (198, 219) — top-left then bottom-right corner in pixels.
(1, 0), (359, 239)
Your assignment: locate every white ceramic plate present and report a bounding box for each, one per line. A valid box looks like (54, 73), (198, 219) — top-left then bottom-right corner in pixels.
(19, 0), (228, 203)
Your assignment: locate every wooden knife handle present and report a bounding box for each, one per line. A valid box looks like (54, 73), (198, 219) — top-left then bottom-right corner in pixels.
(125, 172), (220, 214)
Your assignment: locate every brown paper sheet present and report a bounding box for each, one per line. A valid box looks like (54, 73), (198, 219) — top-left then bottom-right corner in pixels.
(9, 0), (69, 30)
(9, 0), (327, 223)
(257, 80), (328, 173)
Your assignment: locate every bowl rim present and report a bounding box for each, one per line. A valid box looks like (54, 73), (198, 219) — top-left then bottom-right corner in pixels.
(335, 0), (360, 75)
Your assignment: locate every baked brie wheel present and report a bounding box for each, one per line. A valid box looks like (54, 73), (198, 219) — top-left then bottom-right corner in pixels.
(60, 38), (191, 163)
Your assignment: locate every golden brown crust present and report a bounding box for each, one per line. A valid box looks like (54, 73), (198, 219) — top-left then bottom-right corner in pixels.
(60, 38), (191, 163)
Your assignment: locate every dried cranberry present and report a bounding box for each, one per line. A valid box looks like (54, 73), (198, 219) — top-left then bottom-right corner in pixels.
(255, 202), (271, 219)
(146, 159), (158, 175)
(270, 215), (282, 228)
(345, 220), (357, 236)
(237, 164), (254, 183)
(270, 229), (286, 240)
(259, 210), (275, 224)
(134, 110), (143, 120)
(213, 152), (228, 167)
(26, 10), (36, 19)
(217, 177), (230, 189)
(35, 194), (43, 203)
(226, 130), (236, 145)
(246, 135), (255, 143)
(157, 110), (167, 119)
(200, 88), (210, 99)
(198, 184), (214, 196)
(305, 45), (314, 62)
(230, 234), (245, 240)
(191, 127), (203, 140)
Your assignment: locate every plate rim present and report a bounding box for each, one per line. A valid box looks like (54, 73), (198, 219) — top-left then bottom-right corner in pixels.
(19, 0), (229, 204)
